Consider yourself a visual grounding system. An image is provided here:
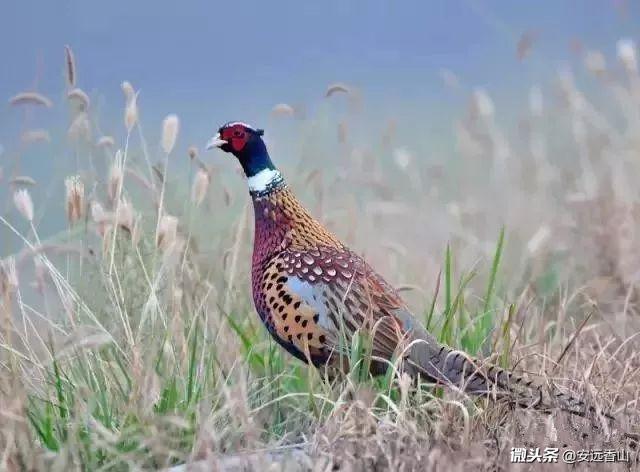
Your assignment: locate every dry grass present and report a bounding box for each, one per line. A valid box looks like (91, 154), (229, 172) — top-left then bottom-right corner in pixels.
(1, 40), (640, 471)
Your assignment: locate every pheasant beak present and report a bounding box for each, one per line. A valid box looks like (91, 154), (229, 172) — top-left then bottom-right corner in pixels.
(206, 132), (227, 150)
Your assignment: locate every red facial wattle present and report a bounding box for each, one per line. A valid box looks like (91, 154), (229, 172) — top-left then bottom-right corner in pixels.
(221, 125), (249, 152)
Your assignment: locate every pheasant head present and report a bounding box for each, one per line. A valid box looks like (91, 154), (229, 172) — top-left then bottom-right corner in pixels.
(206, 121), (281, 194)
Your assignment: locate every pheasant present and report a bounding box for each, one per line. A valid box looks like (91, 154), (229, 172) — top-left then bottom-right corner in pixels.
(206, 121), (603, 418)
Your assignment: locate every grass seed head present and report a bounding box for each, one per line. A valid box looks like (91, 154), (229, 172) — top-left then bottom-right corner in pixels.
(91, 200), (112, 237)
(108, 150), (124, 203)
(67, 111), (91, 142)
(0, 257), (18, 297)
(393, 147), (412, 171)
(191, 167), (210, 206)
(156, 214), (178, 250)
(115, 198), (135, 233)
(13, 189), (34, 222)
(617, 38), (637, 73)
(271, 103), (295, 116)
(124, 98), (138, 132)
(96, 136), (115, 148)
(121, 81), (135, 104)
(529, 86), (544, 118)
(470, 88), (495, 119)
(161, 114), (179, 154)
(325, 82), (351, 97)
(33, 255), (47, 294)
(64, 45), (76, 88)
(187, 145), (198, 161)
(65, 175), (85, 225)
(9, 176), (37, 187)
(9, 92), (53, 108)
(67, 88), (90, 111)
(584, 50), (607, 76)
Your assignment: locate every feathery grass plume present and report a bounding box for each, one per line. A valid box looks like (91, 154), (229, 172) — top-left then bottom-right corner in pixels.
(156, 214), (178, 250)
(33, 255), (47, 295)
(67, 88), (90, 110)
(161, 114), (179, 154)
(528, 86), (543, 118)
(122, 81), (138, 132)
(64, 175), (85, 225)
(91, 200), (111, 237)
(187, 145), (198, 161)
(325, 82), (351, 97)
(470, 88), (495, 119)
(9, 176), (37, 186)
(115, 198), (135, 233)
(584, 50), (607, 77)
(125, 99), (138, 131)
(516, 30), (537, 60)
(271, 103), (295, 116)
(0, 257), (18, 295)
(96, 135), (115, 148)
(9, 92), (53, 108)
(67, 111), (91, 142)
(392, 147), (412, 170)
(527, 225), (551, 254)
(191, 167), (210, 206)
(108, 150), (124, 203)
(439, 68), (461, 90)
(20, 129), (50, 144)
(121, 81), (135, 104)
(617, 38), (637, 73)
(64, 45), (76, 88)
(13, 189), (34, 222)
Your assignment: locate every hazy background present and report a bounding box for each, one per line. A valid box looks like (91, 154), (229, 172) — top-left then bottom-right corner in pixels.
(2, 1), (638, 147)
(1, 0), (639, 248)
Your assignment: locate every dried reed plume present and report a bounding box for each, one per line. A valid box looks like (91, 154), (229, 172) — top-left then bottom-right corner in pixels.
(64, 45), (76, 88)
(528, 86), (544, 118)
(191, 167), (210, 206)
(121, 81), (135, 104)
(161, 114), (179, 154)
(470, 88), (495, 119)
(156, 214), (178, 250)
(91, 201), (111, 237)
(9, 176), (37, 187)
(617, 38), (637, 73)
(108, 150), (124, 203)
(96, 136), (115, 148)
(13, 189), (34, 222)
(68, 112), (91, 142)
(67, 88), (90, 110)
(392, 147), (412, 170)
(65, 175), (85, 225)
(584, 50), (607, 77)
(115, 198), (135, 233)
(122, 81), (138, 132)
(271, 103), (295, 116)
(325, 82), (351, 97)
(9, 92), (53, 108)
(20, 129), (51, 145)
(187, 146), (198, 161)
(0, 257), (18, 297)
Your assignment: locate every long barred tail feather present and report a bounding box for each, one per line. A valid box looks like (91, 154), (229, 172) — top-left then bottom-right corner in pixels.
(405, 338), (614, 421)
